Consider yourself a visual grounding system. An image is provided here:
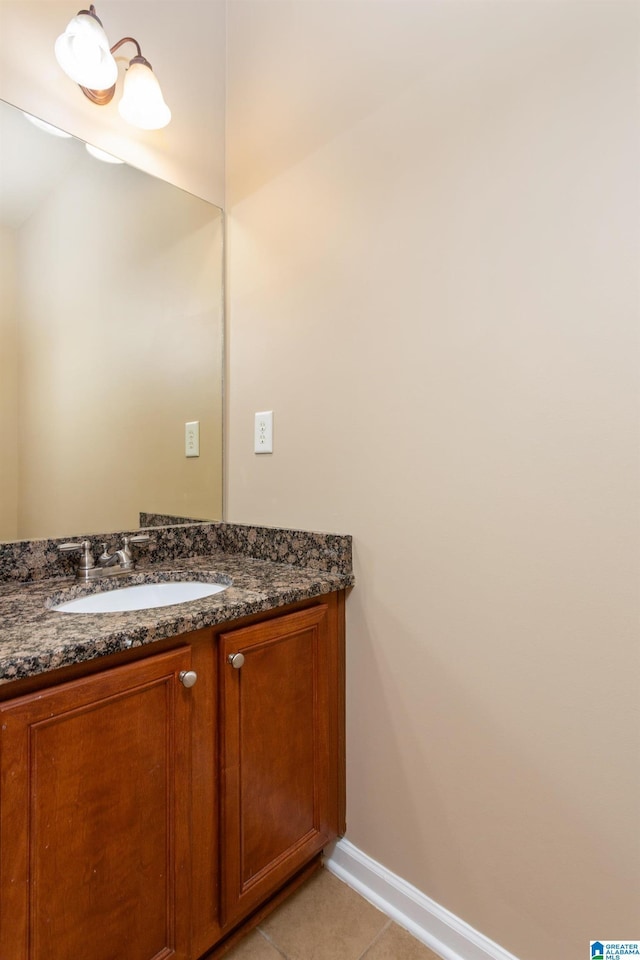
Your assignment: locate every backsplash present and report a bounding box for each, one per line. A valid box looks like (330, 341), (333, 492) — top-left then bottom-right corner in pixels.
(0, 521), (353, 584)
(139, 512), (206, 526)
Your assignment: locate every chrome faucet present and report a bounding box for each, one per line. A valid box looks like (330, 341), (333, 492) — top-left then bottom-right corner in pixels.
(58, 535), (153, 581)
(98, 535), (149, 571)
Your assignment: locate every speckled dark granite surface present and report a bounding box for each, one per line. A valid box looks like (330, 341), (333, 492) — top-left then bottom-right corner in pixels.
(0, 521), (352, 584)
(0, 523), (353, 685)
(139, 512), (205, 527)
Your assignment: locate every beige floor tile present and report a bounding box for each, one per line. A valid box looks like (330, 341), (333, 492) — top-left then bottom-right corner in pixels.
(361, 923), (442, 960)
(223, 929), (285, 960)
(259, 868), (388, 960)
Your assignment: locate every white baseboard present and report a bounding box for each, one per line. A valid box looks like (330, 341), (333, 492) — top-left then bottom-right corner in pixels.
(323, 838), (520, 960)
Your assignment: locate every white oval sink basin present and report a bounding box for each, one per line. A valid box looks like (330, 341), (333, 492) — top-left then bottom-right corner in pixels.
(53, 581), (227, 614)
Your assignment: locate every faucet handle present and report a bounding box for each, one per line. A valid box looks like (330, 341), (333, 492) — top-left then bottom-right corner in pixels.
(58, 540), (88, 553)
(58, 539), (95, 572)
(117, 534), (154, 570)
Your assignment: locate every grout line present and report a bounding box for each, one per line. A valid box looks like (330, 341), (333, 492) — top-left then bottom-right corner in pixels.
(256, 926), (290, 959)
(356, 918), (393, 960)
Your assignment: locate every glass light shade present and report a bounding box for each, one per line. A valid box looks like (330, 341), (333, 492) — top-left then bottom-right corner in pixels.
(23, 113), (73, 138)
(85, 143), (125, 164)
(117, 60), (171, 130)
(54, 12), (117, 89)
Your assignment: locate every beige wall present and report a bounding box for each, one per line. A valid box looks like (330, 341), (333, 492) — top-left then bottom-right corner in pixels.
(225, 3), (640, 959)
(16, 156), (223, 539)
(0, 224), (18, 539)
(0, 0), (225, 205)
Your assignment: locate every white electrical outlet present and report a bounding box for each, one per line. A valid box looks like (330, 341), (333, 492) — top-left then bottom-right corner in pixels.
(185, 421), (200, 457)
(254, 411), (273, 453)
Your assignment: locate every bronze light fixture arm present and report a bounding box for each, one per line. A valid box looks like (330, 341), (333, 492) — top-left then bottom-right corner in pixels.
(80, 36), (149, 106)
(56, 4), (171, 128)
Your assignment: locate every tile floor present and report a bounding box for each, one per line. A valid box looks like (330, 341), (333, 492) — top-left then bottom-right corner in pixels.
(224, 867), (441, 960)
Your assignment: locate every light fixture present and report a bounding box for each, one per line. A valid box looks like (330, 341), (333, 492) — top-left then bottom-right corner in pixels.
(55, 5), (171, 130)
(23, 113), (73, 138)
(85, 143), (125, 163)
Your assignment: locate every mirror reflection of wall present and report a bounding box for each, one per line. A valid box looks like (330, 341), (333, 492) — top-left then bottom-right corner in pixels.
(0, 100), (224, 542)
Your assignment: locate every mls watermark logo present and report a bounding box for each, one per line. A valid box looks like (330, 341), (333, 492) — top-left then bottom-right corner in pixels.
(591, 943), (640, 960)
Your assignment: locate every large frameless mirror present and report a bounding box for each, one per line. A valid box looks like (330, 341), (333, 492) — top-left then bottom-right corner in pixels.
(0, 99), (224, 542)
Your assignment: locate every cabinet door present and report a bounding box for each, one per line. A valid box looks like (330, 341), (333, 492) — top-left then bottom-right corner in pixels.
(219, 605), (334, 926)
(0, 647), (192, 960)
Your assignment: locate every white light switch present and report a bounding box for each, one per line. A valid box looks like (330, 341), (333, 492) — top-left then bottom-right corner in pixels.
(185, 421), (200, 457)
(254, 411), (273, 453)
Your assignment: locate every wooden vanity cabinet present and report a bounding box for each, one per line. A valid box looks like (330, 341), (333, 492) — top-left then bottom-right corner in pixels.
(0, 646), (193, 960)
(0, 592), (345, 960)
(191, 593), (346, 956)
(218, 603), (339, 929)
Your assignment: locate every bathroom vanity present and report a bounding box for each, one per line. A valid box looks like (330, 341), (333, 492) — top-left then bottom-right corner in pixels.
(0, 522), (352, 960)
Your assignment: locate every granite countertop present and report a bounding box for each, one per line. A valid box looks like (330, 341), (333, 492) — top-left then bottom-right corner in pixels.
(0, 522), (354, 686)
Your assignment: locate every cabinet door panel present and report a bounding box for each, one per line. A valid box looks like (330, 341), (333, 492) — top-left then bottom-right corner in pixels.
(0, 648), (192, 960)
(220, 606), (331, 926)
